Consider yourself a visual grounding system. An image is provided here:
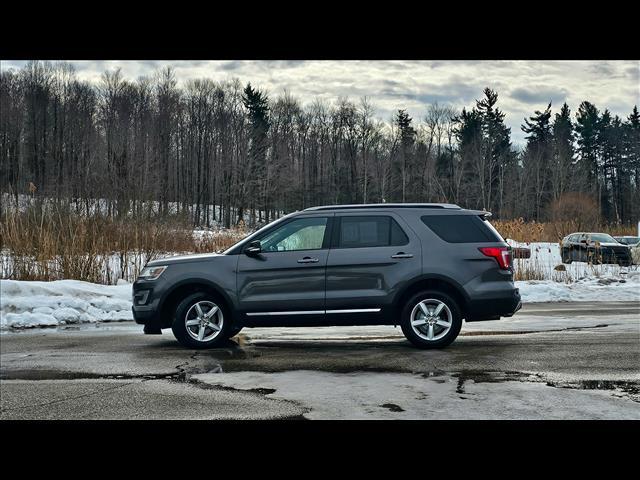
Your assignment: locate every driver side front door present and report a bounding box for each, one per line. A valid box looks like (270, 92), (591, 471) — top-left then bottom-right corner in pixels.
(236, 214), (333, 323)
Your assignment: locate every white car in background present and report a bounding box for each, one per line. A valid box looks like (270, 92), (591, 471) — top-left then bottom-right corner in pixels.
(614, 236), (640, 265)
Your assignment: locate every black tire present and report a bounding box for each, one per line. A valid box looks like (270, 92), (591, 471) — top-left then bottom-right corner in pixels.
(171, 292), (234, 349)
(561, 248), (572, 264)
(400, 290), (463, 349)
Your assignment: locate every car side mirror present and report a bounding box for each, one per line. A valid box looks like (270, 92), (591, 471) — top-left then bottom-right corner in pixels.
(245, 240), (262, 255)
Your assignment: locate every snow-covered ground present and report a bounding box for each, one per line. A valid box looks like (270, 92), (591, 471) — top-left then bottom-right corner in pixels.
(517, 273), (640, 302)
(0, 279), (132, 329)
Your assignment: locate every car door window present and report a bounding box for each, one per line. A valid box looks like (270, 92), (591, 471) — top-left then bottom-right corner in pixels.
(259, 217), (328, 252)
(336, 216), (408, 248)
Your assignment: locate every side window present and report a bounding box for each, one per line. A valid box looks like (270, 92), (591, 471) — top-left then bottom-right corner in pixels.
(421, 215), (502, 243)
(259, 217), (328, 252)
(337, 216), (408, 248)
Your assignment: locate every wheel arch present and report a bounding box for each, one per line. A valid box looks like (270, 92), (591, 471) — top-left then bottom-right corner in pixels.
(393, 275), (471, 319)
(158, 279), (235, 329)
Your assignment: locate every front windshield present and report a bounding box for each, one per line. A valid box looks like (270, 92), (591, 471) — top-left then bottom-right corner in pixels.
(587, 234), (616, 243)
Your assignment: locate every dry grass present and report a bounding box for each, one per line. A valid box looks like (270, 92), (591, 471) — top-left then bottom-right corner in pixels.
(1, 203), (248, 284)
(492, 217), (637, 243)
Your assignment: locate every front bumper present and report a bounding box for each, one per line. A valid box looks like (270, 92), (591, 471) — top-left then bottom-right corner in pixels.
(132, 278), (165, 328)
(589, 248), (632, 265)
(132, 306), (158, 325)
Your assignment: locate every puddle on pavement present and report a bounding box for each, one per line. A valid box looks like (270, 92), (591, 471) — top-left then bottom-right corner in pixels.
(0, 369), (180, 381)
(0, 321), (138, 335)
(546, 379), (640, 399)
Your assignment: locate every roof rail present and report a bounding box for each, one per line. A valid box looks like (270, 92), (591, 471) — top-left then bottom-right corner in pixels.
(304, 203), (462, 211)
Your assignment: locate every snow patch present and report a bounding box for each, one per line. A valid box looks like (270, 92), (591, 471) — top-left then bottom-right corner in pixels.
(0, 279), (132, 329)
(517, 272), (640, 303)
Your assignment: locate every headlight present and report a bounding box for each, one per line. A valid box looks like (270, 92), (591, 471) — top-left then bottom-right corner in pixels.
(138, 265), (167, 280)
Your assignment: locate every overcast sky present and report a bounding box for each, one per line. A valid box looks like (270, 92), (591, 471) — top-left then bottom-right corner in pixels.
(2, 60), (638, 146)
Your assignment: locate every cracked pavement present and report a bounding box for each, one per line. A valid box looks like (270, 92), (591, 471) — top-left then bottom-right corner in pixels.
(1, 301), (639, 419)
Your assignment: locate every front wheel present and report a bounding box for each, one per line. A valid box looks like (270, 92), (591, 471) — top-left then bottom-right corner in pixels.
(171, 293), (233, 349)
(400, 291), (463, 349)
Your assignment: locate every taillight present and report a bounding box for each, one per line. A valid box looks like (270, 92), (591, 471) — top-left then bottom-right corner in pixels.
(478, 246), (512, 270)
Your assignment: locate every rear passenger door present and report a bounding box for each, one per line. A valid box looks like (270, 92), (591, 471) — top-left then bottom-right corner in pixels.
(325, 213), (422, 317)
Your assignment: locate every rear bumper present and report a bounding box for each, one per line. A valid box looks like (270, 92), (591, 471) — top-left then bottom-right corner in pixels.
(466, 287), (521, 322)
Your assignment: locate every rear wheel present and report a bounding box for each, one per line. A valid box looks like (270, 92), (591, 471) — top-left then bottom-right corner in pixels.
(400, 290), (462, 349)
(171, 292), (233, 349)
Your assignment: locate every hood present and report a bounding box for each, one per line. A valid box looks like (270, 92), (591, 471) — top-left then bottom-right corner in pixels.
(147, 252), (223, 266)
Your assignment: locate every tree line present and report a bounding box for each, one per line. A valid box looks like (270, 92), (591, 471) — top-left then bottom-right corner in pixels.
(1, 61), (638, 228)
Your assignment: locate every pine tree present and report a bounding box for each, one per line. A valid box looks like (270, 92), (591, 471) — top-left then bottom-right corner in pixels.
(241, 83), (270, 224)
(624, 106), (640, 212)
(393, 109), (416, 202)
(452, 107), (483, 209)
(521, 103), (553, 219)
(551, 103), (575, 200)
(575, 101), (601, 188)
(471, 88), (512, 215)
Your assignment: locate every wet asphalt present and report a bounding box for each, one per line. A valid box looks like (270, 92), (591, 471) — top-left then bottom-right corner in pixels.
(1, 301), (639, 419)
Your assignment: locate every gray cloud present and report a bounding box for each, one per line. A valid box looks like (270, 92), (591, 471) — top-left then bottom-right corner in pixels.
(511, 86), (569, 106)
(2, 60), (637, 147)
(219, 60), (243, 71)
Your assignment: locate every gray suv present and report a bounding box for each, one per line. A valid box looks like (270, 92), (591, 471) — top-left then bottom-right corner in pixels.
(132, 204), (521, 349)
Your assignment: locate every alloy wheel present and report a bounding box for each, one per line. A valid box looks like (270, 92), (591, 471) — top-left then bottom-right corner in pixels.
(184, 301), (224, 342)
(409, 299), (453, 341)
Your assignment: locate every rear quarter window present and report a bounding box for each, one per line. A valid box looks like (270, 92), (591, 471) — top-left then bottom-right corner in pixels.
(421, 215), (503, 243)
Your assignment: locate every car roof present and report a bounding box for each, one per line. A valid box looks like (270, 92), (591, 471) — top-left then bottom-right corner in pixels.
(304, 203), (462, 212)
(568, 232), (614, 235)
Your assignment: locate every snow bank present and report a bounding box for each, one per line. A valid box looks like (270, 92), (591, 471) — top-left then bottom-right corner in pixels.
(0, 279), (132, 329)
(517, 271), (640, 303)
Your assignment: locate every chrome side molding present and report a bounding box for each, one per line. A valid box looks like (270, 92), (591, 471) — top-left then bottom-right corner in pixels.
(246, 308), (381, 316)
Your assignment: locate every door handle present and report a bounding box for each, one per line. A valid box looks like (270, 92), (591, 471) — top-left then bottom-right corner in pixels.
(297, 257), (319, 263)
(391, 252), (413, 259)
